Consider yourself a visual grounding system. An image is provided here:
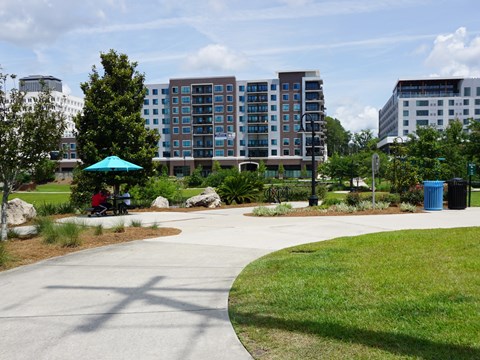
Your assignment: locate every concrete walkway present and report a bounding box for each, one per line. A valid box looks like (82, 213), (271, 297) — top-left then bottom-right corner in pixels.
(1, 205), (479, 360)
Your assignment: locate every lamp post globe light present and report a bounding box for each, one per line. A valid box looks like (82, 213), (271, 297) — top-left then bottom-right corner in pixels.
(299, 113), (324, 206)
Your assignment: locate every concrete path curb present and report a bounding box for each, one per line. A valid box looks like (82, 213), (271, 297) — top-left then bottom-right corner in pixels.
(1, 205), (479, 359)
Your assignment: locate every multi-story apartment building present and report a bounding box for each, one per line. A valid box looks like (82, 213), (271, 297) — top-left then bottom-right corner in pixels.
(378, 77), (480, 150)
(143, 71), (326, 177)
(18, 76), (84, 174)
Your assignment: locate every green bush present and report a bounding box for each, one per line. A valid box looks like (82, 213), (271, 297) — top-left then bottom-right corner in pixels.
(203, 167), (239, 187)
(185, 165), (204, 187)
(378, 193), (400, 205)
(37, 202), (76, 216)
(322, 197), (342, 206)
(130, 176), (182, 203)
(217, 171), (263, 205)
(345, 192), (361, 206)
(400, 188), (424, 206)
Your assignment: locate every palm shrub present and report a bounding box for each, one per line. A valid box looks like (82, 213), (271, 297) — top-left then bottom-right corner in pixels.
(217, 171), (264, 205)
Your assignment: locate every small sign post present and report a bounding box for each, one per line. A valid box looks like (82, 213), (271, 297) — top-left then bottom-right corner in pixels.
(372, 153), (380, 207)
(467, 163), (476, 207)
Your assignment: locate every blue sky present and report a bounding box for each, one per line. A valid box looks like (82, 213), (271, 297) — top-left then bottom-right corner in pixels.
(1, 0), (480, 134)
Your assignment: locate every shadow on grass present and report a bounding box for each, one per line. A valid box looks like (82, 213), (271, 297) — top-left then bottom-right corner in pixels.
(231, 312), (480, 360)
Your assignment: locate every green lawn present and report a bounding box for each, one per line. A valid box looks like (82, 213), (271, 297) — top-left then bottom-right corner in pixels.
(181, 187), (204, 198)
(35, 183), (71, 192)
(8, 193), (70, 206)
(229, 227), (480, 360)
(469, 191), (480, 206)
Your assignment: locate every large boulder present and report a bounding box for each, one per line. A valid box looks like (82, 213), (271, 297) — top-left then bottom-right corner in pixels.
(151, 196), (169, 208)
(6, 198), (37, 225)
(185, 187), (221, 208)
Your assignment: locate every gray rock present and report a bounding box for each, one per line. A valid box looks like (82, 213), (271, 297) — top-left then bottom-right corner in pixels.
(186, 188), (221, 208)
(151, 196), (170, 208)
(6, 198), (37, 226)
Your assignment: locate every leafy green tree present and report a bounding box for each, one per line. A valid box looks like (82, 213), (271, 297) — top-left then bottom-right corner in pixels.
(407, 126), (443, 181)
(257, 160), (267, 179)
(466, 119), (480, 164)
(325, 116), (350, 156)
(216, 171), (263, 205)
(212, 160), (222, 173)
(72, 50), (160, 206)
(32, 158), (57, 184)
(441, 120), (468, 179)
(387, 140), (419, 193)
(352, 129), (377, 151)
(278, 163), (285, 178)
(185, 165), (204, 187)
(320, 153), (354, 186)
(1, 73), (66, 240)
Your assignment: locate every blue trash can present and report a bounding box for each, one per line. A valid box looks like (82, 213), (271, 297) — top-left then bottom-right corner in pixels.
(423, 181), (444, 211)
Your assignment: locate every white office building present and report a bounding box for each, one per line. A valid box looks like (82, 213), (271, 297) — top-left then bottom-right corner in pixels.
(378, 77), (480, 150)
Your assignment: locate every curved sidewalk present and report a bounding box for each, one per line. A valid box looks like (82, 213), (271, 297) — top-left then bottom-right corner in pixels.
(1, 206), (479, 360)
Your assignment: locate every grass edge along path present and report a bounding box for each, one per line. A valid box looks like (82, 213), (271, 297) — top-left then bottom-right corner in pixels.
(229, 227), (480, 360)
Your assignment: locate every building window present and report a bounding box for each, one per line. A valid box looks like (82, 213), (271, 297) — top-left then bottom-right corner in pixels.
(464, 87), (471, 96)
(271, 125), (277, 131)
(153, 109), (159, 115)
(283, 114), (290, 121)
(162, 128), (170, 134)
(437, 110), (443, 116)
(215, 115), (224, 123)
(214, 95), (223, 102)
(181, 86), (190, 94)
(271, 84), (277, 91)
(449, 109), (454, 116)
(182, 127), (191, 134)
(145, 119), (150, 125)
(181, 106), (190, 114)
(70, 152), (76, 159)
(271, 105), (277, 111)
(282, 94), (289, 101)
(416, 110), (429, 116)
(282, 125), (290, 132)
(416, 120), (428, 126)
(181, 96), (190, 104)
(464, 99), (469, 105)
(403, 101), (409, 106)
(215, 150), (224, 156)
(182, 140), (191, 147)
(227, 115), (233, 122)
(283, 149), (290, 156)
(438, 100), (443, 106)
(173, 127), (179, 134)
(172, 97), (179, 104)
(283, 138), (290, 145)
(271, 115), (277, 121)
(449, 99), (454, 106)
(152, 89), (158, 95)
(403, 110), (409, 116)
(227, 105), (234, 113)
(271, 139), (277, 145)
(182, 117), (191, 124)
(153, 99), (159, 105)
(239, 85), (245, 92)
(227, 95), (233, 102)
(173, 117), (179, 124)
(403, 130), (409, 135)
(416, 100), (428, 106)
(143, 109), (149, 115)
(172, 107), (179, 114)
(293, 103), (301, 111)
(293, 83), (300, 90)
(153, 118), (159, 125)
(271, 94), (277, 101)
(282, 83), (289, 91)
(475, 109), (480, 115)
(173, 140), (179, 147)
(226, 84), (233, 92)
(143, 99), (149, 105)
(437, 119), (443, 126)
(70, 143), (76, 150)
(214, 85), (223, 93)
(214, 105), (224, 112)
(227, 150), (234, 156)
(463, 109), (469, 115)
(403, 120), (409, 126)
(282, 104), (289, 111)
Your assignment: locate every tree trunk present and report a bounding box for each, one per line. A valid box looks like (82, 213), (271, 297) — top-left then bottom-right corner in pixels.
(1, 183), (10, 241)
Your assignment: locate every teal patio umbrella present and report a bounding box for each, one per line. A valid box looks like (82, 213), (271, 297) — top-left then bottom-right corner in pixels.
(84, 156), (143, 194)
(83, 156), (143, 172)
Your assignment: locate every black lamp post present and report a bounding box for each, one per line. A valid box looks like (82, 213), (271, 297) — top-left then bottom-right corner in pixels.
(299, 113), (319, 206)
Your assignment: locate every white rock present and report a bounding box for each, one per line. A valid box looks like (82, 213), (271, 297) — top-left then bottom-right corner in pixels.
(6, 198), (37, 226)
(151, 196), (169, 208)
(185, 188), (221, 208)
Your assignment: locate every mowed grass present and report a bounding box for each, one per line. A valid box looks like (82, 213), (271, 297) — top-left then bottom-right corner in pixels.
(229, 227), (480, 360)
(35, 183), (71, 192)
(8, 193), (70, 206)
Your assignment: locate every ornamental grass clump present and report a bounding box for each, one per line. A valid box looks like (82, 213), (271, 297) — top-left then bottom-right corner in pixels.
(400, 202), (417, 213)
(58, 222), (83, 248)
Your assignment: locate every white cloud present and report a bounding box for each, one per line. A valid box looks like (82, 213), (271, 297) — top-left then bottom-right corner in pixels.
(425, 27), (480, 77)
(183, 44), (250, 72)
(333, 104), (378, 135)
(0, 0), (115, 47)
